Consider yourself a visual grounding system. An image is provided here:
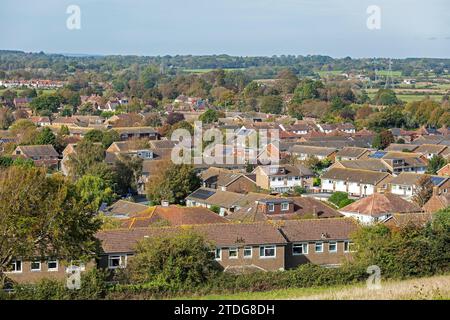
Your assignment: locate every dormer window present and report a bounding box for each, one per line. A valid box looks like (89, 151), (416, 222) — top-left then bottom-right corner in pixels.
(281, 202), (289, 211)
(268, 203), (275, 212)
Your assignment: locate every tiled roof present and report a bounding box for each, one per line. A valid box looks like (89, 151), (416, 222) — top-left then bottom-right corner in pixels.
(321, 168), (391, 185)
(16, 145), (59, 157)
(340, 193), (422, 217)
(279, 218), (358, 242)
(96, 222), (288, 253)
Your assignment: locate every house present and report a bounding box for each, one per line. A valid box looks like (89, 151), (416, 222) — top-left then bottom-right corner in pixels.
(29, 116), (51, 127)
(384, 143), (418, 152)
(383, 212), (433, 229)
(96, 218), (358, 272)
(281, 121), (318, 135)
(13, 145), (59, 168)
(186, 187), (251, 216)
(280, 219), (357, 268)
(335, 147), (371, 161)
(13, 97), (31, 108)
(388, 173), (450, 198)
(200, 167), (257, 193)
(118, 204), (229, 228)
(114, 127), (160, 141)
(253, 164), (315, 193)
(289, 145), (337, 161)
(96, 223), (288, 272)
(100, 200), (149, 219)
(422, 190), (450, 213)
(330, 159), (390, 173)
(321, 168), (391, 197)
(380, 152), (428, 175)
(413, 144), (450, 160)
(437, 163), (450, 176)
(339, 193), (422, 225)
(227, 196), (342, 222)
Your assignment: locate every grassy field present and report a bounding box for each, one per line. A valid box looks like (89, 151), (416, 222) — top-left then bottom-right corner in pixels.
(317, 70), (344, 76)
(0, 88), (56, 95)
(179, 274), (450, 300)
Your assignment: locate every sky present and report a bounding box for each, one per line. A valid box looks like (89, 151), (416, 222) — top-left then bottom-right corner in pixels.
(1, 0), (449, 58)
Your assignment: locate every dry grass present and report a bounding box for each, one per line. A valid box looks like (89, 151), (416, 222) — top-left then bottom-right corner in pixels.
(295, 274), (450, 300)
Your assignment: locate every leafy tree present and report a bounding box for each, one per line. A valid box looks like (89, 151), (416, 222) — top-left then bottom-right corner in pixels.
(0, 166), (101, 281)
(9, 119), (38, 145)
(372, 130), (395, 150)
(146, 161), (201, 204)
(329, 192), (354, 208)
(30, 93), (63, 114)
(125, 231), (220, 285)
(75, 175), (115, 211)
(66, 140), (105, 178)
(412, 175), (434, 207)
(35, 127), (56, 146)
(112, 154), (143, 195)
(427, 155), (447, 174)
(84, 129), (104, 143)
(199, 109), (219, 124)
(166, 112), (185, 125)
(260, 95), (283, 114)
(0, 107), (14, 129)
(101, 130), (120, 149)
(293, 79), (323, 103)
(372, 89), (400, 106)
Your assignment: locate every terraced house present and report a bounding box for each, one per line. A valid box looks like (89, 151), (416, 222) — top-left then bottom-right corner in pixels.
(321, 168), (392, 197)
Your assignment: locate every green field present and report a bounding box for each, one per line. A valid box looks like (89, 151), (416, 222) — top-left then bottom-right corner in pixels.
(317, 70), (344, 76)
(178, 274), (450, 300)
(0, 88), (56, 95)
(375, 70), (402, 77)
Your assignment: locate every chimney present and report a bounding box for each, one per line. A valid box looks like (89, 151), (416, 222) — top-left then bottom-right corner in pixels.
(432, 186), (440, 196)
(161, 200), (169, 207)
(312, 206), (318, 218)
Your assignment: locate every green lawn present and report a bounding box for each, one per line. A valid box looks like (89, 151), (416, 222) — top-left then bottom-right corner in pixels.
(367, 92), (444, 103)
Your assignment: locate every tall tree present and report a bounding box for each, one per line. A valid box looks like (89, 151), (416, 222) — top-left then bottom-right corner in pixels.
(412, 175), (434, 207)
(0, 167), (101, 281)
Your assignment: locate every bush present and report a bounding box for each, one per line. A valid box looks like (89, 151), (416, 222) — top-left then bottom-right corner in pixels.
(329, 192), (354, 208)
(124, 231), (222, 287)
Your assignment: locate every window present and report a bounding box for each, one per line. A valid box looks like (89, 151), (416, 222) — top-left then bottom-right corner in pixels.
(108, 255), (127, 269)
(281, 202), (289, 211)
(315, 242), (324, 253)
(259, 245), (276, 258)
(30, 261), (41, 272)
(268, 203), (275, 212)
(7, 260), (22, 273)
(229, 247), (238, 259)
(292, 243), (308, 255)
(215, 248), (222, 260)
(243, 246), (252, 258)
(344, 241), (355, 252)
(329, 242), (337, 253)
(47, 260), (58, 272)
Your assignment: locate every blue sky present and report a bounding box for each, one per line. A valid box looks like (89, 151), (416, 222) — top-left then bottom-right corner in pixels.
(1, 0), (449, 58)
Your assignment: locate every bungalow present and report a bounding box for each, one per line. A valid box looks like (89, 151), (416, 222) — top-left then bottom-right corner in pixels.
(289, 145), (337, 161)
(339, 193), (422, 225)
(321, 168), (391, 197)
(330, 159), (390, 173)
(437, 163), (450, 176)
(227, 196), (342, 222)
(13, 145), (59, 168)
(422, 191), (450, 213)
(413, 144), (450, 160)
(30, 116), (51, 127)
(114, 127), (160, 141)
(335, 147), (371, 161)
(388, 172), (450, 198)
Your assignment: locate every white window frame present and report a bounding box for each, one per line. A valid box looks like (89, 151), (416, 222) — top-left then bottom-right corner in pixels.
(108, 255), (127, 269)
(268, 203), (275, 212)
(243, 246), (252, 259)
(329, 241), (337, 253)
(281, 202), (289, 211)
(259, 245), (276, 259)
(344, 241), (355, 253)
(228, 247), (238, 259)
(47, 260), (59, 272)
(30, 261), (41, 272)
(215, 248), (222, 261)
(292, 243), (308, 256)
(6, 260), (22, 273)
(315, 242), (324, 253)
